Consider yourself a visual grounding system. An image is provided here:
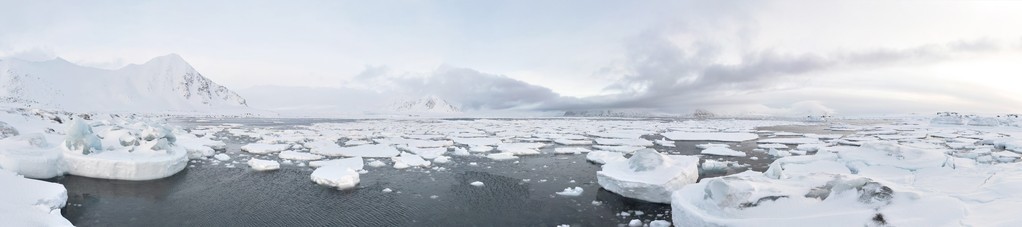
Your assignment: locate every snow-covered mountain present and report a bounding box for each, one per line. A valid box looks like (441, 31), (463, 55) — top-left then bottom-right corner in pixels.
(388, 96), (461, 114)
(562, 109), (677, 118)
(0, 54), (247, 113)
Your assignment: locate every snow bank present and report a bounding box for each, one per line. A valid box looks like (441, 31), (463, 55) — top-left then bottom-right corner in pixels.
(597, 149), (699, 203)
(310, 165), (360, 190)
(0, 134), (66, 178)
(0, 169), (73, 226)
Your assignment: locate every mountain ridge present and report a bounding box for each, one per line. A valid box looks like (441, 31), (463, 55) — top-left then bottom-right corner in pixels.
(0, 54), (247, 113)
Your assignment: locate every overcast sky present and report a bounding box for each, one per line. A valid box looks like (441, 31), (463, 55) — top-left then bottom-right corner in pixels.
(2, 0), (1022, 115)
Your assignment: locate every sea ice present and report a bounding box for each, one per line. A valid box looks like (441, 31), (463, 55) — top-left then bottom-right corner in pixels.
(470, 181), (485, 187)
(698, 144), (746, 157)
(586, 150), (626, 164)
(555, 187), (584, 196)
(312, 143), (400, 158)
(309, 157), (364, 170)
(0, 133), (66, 178)
(391, 154), (431, 169)
(240, 143), (290, 154)
(247, 158), (280, 171)
(278, 150), (325, 161)
(597, 149), (699, 203)
(661, 131), (758, 142)
(553, 147), (591, 154)
(310, 165), (360, 190)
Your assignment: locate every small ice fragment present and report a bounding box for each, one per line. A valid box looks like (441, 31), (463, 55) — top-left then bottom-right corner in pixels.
(214, 154), (230, 161)
(627, 219), (642, 227)
(556, 187), (584, 196)
(382, 188), (393, 193)
(470, 181), (485, 187)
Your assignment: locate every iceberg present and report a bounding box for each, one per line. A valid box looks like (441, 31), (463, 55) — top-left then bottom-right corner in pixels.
(597, 149), (699, 203)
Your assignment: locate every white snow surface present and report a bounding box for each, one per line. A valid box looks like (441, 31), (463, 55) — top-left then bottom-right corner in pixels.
(310, 165), (360, 190)
(247, 158), (280, 171)
(0, 54), (248, 112)
(662, 131), (759, 142)
(0, 169), (73, 226)
(597, 149), (699, 203)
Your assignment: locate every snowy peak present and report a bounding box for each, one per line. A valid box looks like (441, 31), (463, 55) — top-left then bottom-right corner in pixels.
(0, 54), (248, 112)
(390, 96), (461, 113)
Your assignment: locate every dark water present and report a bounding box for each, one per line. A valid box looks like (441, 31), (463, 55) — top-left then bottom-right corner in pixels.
(54, 119), (848, 226)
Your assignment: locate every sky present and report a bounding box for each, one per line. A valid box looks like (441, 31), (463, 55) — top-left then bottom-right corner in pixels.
(2, 0), (1022, 115)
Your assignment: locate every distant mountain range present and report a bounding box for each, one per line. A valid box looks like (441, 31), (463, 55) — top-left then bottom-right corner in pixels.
(0, 54), (247, 112)
(562, 109), (680, 118)
(388, 95), (461, 114)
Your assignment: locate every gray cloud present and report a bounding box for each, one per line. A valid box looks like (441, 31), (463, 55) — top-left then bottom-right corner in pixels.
(555, 30), (1016, 113)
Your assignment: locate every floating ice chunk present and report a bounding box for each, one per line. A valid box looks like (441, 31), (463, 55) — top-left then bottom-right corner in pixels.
(451, 147), (471, 156)
(554, 147), (591, 154)
(367, 159), (387, 168)
(649, 220), (671, 227)
(240, 143), (290, 154)
(486, 152), (518, 160)
(662, 131), (758, 142)
(597, 149), (699, 203)
(701, 159), (746, 173)
(470, 181), (485, 187)
(312, 144), (400, 158)
(556, 187), (584, 196)
(247, 158), (280, 171)
(469, 145), (493, 153)
(175, 134), (223, 158)
(554, 139), (592, 145)
(451, 137), (502, 146)
(671, 171), (965, 227)
(433, 156), (451, 164)
(654, 139), (676, 147)
(758, 137), (821, 145)
(403, 146), (446, 159)
(587, 150), (626, 164)
(497, 143), (545, 155)
(758, 143), (788, 149)
(0, 134), (66, 178)
(391, 154), (430, 169)
(768, 148), (792, 157)
(63, 144), (189, 181)
(699, 144), (746, 157)
(594, 138), (654, 147)
(278, 150), (325, 161)
(309, 157), (364, 170)
(588, 130), (650, 139)
(0, 169), (73, 226)
(64, 118), (102, 155)
(627, 219), (642, 227)
(310, 165), (360, 190)
(214, 153), (231, 161)
(593, 145), (645, 153)
(382, 188), (393, 193)
(796, 143), (826, 152)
